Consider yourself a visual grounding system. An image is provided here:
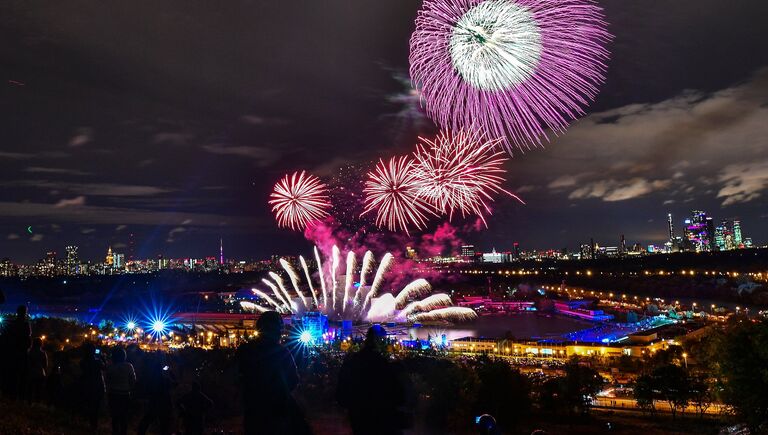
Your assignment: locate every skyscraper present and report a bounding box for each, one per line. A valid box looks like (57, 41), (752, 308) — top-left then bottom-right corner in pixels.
(105, 246), (114, 266)
(706, 217), (716, 250)
(667, 213), (675, 242)
(220, 238), (224, 264)
(113, 253), (125, 269)
(714, 222), (727, 251)
(733, 220), (743, 246)
(619, 234), (626, 256)
(65, 245), (79, 274)
(684, 210), (714, 252)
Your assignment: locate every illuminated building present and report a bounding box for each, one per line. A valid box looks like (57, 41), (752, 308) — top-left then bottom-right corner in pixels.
(405, 246), (418, 260)
(482, 248), (507, 264)
(113, 253), (125, 270)
(460, 244), (476, 261)
(65, 245), (79, 275)
(683, 210), (714, 252)
(733, 220), (743, 246)
(0, 258), (17, 277)
(105, 246), (114, 266)
(667, 213), (675, 242)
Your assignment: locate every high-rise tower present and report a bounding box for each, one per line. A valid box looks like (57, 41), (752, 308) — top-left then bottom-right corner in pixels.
(219, 238), (224, 265)
(733, 220), (743, 246)
(65, 245), (79, 274)
(667, 213), (675, 242)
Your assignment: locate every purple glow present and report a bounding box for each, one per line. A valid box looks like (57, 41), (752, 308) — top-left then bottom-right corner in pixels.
(410, 0), (611, 154)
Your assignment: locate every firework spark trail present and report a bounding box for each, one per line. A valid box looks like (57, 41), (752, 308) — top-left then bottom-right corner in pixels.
(410, 0), (610, 153)
(359, 251), (375, 288)
(331, 246), (340, 311)
(280, 259), (309, 309)
(362, 253), (394, 312)
(269, 171), (331, 231)
(409, 306), (478, 322)
(343, 251), (356, 312)
(240, 301), (269, 313)
(353, 251), (374, 306)
(299, 256), (319, 307)
(252, 288), (284, 313)
(269, 272), (297, 312)
(412, 130), (523, 224)
(394, 279), (433, 309)
(353, 250), (375, 306)
(314, 247), (328, 309)
(399, 293), (453, 318)
(261, 279), (290, 311)
(362, 156), (436, 235)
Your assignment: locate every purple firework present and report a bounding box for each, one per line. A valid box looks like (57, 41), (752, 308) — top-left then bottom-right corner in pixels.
(410, 0), (611, 154)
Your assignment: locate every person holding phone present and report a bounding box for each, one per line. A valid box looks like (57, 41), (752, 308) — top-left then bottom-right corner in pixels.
(79, 342), (106, 432)
(106, 347), (136, 435)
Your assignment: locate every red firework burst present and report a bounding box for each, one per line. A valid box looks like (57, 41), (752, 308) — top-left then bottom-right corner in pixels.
(362, 156), (436, 235)
(412, 130), (523, 225)
(269, 171), (330, 231)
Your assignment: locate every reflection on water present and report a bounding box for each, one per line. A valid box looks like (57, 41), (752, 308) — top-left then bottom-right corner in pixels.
(411, 312), (594, 341)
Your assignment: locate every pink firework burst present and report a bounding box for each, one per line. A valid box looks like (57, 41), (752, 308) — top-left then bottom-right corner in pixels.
(410, 0), (611, 154)
(412, 130), (523, 225)
(362, 156), (436, 235)
(269, 171), (331, 231)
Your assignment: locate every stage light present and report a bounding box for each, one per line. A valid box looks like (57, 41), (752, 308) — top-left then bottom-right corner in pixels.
(299, 331), (313, 345)
(152, 320), (166, 333)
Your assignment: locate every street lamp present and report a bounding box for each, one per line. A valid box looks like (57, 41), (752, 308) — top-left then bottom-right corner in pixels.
(682, 352), (688, 369)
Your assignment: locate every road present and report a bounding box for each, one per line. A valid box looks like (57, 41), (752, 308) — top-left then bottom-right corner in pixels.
(593, 396), (728, 415)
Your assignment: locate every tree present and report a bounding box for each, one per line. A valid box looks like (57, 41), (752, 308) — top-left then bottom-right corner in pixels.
(633, 374), (656, 415)
(539, 377), (565, 415)
(561, 362), (604, 415)
(652, 364), (690, 419)
(473, 356), (531, 428)
(715, 318), (768, 430)
(688, 374), (713, 418)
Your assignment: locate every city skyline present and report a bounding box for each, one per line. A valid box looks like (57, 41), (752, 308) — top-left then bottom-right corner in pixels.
(2, 208), (759, 269)
(2, 0), (768, 263)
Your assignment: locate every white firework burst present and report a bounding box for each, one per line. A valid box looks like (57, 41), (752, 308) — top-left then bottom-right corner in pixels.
(244, 246), (476, 323)
(449, 0), (542, 91)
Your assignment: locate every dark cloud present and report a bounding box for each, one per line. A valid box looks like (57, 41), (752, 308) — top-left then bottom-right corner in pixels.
(24, 166), (91, 176)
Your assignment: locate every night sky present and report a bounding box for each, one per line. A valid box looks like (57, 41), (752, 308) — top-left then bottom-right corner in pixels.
(2, 0), (767, 263)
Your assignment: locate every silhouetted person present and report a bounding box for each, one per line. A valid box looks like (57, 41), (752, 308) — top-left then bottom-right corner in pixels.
(1, 305), (32, 398)
(46, 350), (66, 407)
(337, 326), (412, 435)
(236, 311), (306, 435)
(106, 347), (136, 435)
(179, 381), (214, 435)
(26, 337), (48, 402)
(79, 343), (106, 431)
(137, 353), (176, 435)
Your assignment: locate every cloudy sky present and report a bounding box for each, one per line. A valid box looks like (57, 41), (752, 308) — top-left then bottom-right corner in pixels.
(1, 0), (767, 262)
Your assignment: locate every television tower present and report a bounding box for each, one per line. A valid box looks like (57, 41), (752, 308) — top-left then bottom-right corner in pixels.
(219, 238), (224, 265)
